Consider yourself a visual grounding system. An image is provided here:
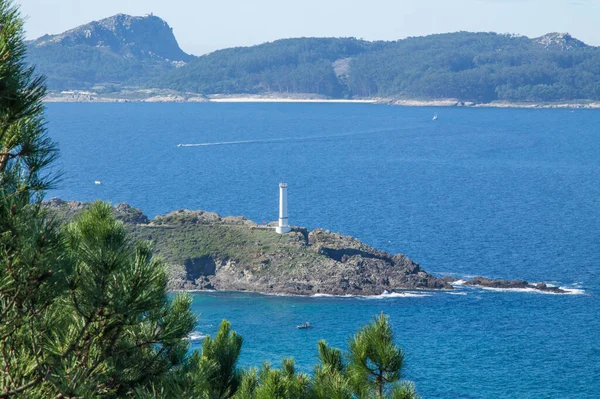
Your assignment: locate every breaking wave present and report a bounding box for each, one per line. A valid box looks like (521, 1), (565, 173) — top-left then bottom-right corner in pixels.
(187, 331), (207, 341)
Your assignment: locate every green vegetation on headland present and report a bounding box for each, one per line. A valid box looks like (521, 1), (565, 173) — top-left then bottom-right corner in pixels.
(45, 200), (570, 295)
(26, 12), (600, 104)
(0, 2), (422, 397)
(44, 200), (451, 295)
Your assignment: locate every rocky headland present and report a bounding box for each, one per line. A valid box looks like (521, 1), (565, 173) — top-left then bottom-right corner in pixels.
(44, 199), (571, 296)
(44, 199), (451, 295)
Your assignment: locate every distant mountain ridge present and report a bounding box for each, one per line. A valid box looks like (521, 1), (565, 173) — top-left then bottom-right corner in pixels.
(27, 14), (194, 90)
(27, 14), (600, 103)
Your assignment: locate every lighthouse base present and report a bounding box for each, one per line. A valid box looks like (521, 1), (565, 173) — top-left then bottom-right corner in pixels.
(275, 226), (291, 234)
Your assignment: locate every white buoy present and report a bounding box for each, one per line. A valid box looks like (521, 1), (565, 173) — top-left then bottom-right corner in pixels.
(275, 182), (291, 234)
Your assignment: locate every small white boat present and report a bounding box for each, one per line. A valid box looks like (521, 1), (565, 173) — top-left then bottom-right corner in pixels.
(297, 322), (312, 329)
(432, 113), (438, 121)
(94, 180), (102, 185)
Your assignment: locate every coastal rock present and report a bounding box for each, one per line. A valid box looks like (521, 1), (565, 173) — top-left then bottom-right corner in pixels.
(464, 276), (567, 294)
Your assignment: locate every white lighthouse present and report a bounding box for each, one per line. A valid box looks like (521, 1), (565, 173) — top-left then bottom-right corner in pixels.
(275, 182), (291, 234)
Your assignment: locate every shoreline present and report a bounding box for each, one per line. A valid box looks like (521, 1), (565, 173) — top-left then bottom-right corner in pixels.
(43, 91), (600, 109)
(175, 284), (585, 297)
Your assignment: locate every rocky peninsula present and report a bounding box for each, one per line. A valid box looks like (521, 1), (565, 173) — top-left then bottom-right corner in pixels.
(44, 199), (451, 295)
(45, 199), (571, 296)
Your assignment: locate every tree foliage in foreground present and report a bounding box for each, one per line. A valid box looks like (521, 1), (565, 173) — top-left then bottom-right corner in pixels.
(0, 1), (195, 397)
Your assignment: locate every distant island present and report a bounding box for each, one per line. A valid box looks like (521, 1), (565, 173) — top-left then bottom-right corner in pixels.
(44, 199), (570, 295)
(27, 13), (600, 107)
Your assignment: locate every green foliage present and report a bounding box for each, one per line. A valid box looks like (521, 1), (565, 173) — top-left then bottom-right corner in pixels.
(57, 202), (196, 396)
(184, 319), (243, 399)
(253, 359), (312, 399)
(389, 382), (420, 399)
(347, 313), (406, 399)
(0, 1), (66, 396)
(312, 341), (353, 399)
(0, 3), (195, 396)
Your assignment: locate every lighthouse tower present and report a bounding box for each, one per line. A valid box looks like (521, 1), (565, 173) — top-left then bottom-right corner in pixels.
(276, 182), (291, 234)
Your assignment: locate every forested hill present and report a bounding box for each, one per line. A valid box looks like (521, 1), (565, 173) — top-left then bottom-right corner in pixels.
(27, 13), (600, 103)
(155, 32), (600, 102)
(26, 14), (194, 90)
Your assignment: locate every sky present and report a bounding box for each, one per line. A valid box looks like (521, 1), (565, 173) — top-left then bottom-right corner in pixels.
(17, 0), (600, 55)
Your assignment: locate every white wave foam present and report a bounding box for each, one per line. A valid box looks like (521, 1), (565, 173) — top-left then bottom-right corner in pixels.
(559, 287), (586, 295)
(446, 291), (468, 296)
(311, 291), (430, 299)
(364, 291), (431, 299)
(187, 332), (207, 341)
(450, 280), (467, 286)
(261, 292), (306, 298)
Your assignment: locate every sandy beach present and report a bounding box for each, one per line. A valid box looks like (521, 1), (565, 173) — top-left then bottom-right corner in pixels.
(43, 90), (600, 109)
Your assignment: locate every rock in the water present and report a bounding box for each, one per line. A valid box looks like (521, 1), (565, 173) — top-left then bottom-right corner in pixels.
(465, 276), (567, 294)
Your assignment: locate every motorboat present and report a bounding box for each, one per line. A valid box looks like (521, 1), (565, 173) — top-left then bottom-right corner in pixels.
(297, 322), (312, 329)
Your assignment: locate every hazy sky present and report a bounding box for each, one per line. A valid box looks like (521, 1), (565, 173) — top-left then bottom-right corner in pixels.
(18, 0), (600, 55)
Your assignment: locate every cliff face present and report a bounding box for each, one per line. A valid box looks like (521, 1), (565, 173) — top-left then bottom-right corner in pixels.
(44, 199), (452, 295)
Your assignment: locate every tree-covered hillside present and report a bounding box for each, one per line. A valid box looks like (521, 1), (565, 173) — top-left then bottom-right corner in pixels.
(346, 32), (600, 102)
(155, 32), (600, 102)
(153, 37), (380, 97)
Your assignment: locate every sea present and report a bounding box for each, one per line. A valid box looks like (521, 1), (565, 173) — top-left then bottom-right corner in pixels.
(46, 103), (599, 398)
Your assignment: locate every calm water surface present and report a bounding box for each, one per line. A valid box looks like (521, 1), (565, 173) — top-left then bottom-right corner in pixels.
(46, 103), (599, 398)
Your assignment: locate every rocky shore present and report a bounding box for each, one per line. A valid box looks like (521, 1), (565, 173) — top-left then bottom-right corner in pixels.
(44, 199), (451, 295)
(44, 199), (572, 296)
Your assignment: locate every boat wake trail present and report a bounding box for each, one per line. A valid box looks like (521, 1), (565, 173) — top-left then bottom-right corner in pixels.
(177, 128), (397, 148)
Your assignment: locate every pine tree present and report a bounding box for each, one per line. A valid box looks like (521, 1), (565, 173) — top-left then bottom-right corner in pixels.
(346, 313), (420, 399)
(312, 340), (353, 399)
(0, 2), (196, 396)
(53, 202), (196, 397)
(0, 0), (66, 396)
(183, 319), (243, 399)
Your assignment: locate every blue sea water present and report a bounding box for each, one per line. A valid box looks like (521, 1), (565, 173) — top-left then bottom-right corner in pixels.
(46, 103), (599, 398)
